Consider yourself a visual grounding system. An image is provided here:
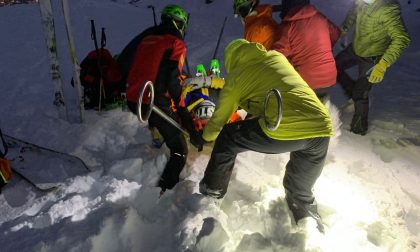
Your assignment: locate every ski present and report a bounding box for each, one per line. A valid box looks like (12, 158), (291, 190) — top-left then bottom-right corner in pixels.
(3, 134), (90, 193)
(4, 134), (90, 172)
(61, 0), (85, 123)
(12, 167), (59, 192)
(39, 0), (68, 121)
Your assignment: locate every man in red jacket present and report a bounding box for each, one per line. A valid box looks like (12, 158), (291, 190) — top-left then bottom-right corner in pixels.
(273, 0), (341, 101)
(121, 5), (202, 193)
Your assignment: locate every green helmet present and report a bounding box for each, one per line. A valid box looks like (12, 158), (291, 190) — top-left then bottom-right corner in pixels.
(233, 0), (258, 17)
(161, 4), (188, 27)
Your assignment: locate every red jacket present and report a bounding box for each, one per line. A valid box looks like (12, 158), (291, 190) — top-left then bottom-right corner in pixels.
(126, 24), (186, 108)
(273, 4), (340, 90)
(244, 4), (278, 50)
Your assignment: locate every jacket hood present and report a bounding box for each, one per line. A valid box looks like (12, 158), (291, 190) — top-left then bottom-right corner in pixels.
(224, 39), (267, 74)
(283, 4), (317, 21)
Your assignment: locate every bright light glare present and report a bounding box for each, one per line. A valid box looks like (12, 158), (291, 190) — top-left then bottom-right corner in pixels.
(261, 186), (284, 209)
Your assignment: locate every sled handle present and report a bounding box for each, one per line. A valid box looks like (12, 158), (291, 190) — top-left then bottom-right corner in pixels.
(263, 88), (282, 131)
(137, 81), (188, 135)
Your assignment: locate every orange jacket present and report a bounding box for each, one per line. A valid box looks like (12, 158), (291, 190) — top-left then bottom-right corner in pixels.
(243, 4), (278, 50)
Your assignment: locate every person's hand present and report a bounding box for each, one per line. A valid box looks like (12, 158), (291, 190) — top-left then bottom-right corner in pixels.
(184, 76), (211, 90)
(337, 34), (348, 49)
(209, 76), (224, 89)
(189, 130), (205, 152)
(336, 28), (348, 49)
(184, 76), (225, 91)
(367, 58), (389, 83)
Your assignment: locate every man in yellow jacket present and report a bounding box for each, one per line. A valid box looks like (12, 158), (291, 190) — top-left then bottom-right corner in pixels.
(336, 0), (410, 135)
(191, 39), (333, 228)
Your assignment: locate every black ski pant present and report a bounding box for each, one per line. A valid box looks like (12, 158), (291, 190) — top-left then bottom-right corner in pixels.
(128, 101), (188, 191)
(200, 118), (330, 204)
(335, 45), (380, 133)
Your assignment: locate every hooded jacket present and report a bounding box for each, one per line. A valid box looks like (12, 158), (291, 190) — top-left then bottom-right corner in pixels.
(243, 4), (278, 50)
(341, 0), (410, 65)
(202, 39), (332, 142)
(273, 4), (341, 90)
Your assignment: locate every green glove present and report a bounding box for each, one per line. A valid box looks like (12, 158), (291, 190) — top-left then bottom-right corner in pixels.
(367, 58), (389, 84)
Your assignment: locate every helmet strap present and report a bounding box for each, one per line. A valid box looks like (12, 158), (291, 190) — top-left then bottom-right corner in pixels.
(172, 19), (185, 34)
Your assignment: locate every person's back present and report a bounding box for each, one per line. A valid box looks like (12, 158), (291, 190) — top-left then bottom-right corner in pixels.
(126, 23), (185, 109)
(243, 4), (278, 49)
(116, 26), (156, 85)
(234, 0), (278, 50)
(204, 40), (332, 142)
(273, 1), (340, 93)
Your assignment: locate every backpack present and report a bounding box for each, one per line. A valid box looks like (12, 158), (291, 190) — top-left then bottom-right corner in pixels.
(0, 129), (12, 191)
(77, 48), (126, 110)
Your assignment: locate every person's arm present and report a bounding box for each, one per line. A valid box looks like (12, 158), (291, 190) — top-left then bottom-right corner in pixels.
(162, 40), (196, 134)
(380, 5), (411, 66)
(327, 19), (341, 46)
(272, 23), (292, 57)
(340, 2), (357, 36)
(202, 77), (240, 142)
(367, 4), (411, 84)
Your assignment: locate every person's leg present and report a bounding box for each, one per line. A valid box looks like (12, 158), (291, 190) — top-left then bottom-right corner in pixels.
(283, 137), (330, 204)
(200, 118), (309, 198)
(335, 45), (360, 99)
(149, 112), (188, 191)
(283, 137), (330, 224)
(350, 58), (376, 135)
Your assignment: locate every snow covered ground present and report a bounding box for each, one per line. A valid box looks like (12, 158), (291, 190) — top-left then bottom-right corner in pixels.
(0, 0), (419, 251)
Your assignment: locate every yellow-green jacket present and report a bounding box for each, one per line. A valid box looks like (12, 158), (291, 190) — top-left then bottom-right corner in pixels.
(202, 39), (333, 142)
(341, 0), (410, 65)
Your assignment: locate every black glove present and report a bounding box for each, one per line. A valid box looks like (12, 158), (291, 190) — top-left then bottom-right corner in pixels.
(189, 130), (205, 152)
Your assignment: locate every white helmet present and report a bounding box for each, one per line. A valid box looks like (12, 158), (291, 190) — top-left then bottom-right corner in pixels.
(194, 100), (216, 119)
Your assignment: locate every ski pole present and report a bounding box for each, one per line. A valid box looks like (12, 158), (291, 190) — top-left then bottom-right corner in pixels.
(212, 16), (227, 60)
(147, 5), (157, 26)
(137, 81), (188, 135)
(90, 20), (98, 51)
(99, 27), (107, 103)
(101, 27), (106, 48)
(183, 13), (192, 76)
(91, 20), (105, 112)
